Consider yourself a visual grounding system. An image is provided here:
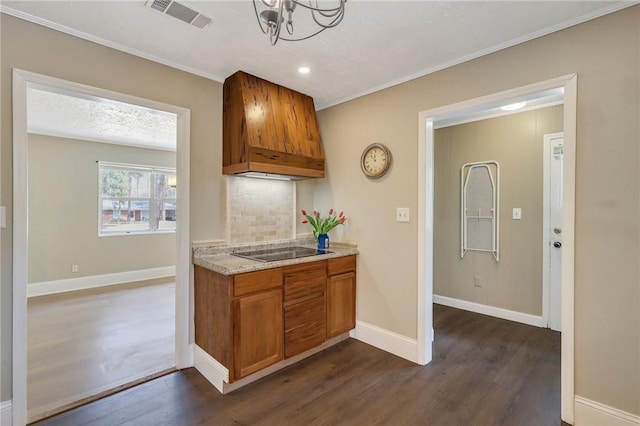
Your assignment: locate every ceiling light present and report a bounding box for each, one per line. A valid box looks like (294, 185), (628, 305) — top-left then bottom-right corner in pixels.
(298, 66), (310, 74)
(500, 101), (526, 111)
(253, 0), (346, 46)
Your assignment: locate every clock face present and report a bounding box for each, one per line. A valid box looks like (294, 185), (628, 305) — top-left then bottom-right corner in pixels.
(361, 143), (391, 178)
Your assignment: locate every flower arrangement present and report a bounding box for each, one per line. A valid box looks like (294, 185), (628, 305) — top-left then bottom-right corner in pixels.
(301, 208), (347, 239)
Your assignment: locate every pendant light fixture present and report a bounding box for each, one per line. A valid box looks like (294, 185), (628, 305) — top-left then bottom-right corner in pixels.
(253, 0), (347, 45)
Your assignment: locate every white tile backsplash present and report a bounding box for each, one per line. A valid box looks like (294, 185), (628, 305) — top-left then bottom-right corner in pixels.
(226, 176), (295, 243)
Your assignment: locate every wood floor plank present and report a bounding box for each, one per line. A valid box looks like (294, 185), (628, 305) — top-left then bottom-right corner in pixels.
(27, 278), (176, 422)
(33, 304), (562, 426)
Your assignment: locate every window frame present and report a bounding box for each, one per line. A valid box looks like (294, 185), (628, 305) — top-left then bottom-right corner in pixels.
(98, 161), (177, 237)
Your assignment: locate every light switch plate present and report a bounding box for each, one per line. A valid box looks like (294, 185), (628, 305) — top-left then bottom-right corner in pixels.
(512, 208), (522, 220)
(396, 207), (410, 223)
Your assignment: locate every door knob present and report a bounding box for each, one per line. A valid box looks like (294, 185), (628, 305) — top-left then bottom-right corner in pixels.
(554, 227), (562, 234)
(553, 242), (562, 248)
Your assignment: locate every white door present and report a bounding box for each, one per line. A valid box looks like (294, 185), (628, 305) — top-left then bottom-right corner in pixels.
(545, 134), (563, 331)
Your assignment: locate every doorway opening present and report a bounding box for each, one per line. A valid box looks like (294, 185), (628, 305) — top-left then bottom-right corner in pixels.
(417, 74), (576, 423)
(26, 83), (178, 421)
(12, 69), (192, 426)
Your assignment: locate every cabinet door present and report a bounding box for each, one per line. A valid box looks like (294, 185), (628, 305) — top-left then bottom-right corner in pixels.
(233, 289), (283, 380)
(326, 272), (356, 338)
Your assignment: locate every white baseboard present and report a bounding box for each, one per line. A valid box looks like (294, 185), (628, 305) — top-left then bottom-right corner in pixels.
(575, 396), (640, 426)
(1, 400), (12, 426)
(27, 266), (176, 298)
(433, 294), (546, 328)
(193, 345), (228, 393)
(349, 320), (418, 363)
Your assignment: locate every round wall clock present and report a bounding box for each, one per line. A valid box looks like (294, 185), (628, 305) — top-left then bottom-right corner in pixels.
(360, 143), (392, 179)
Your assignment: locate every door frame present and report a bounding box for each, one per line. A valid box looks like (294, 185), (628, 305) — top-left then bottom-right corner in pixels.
(543, 132), (564, 331)
(417, 74), (577, 423)
(12, 69), (192, 426)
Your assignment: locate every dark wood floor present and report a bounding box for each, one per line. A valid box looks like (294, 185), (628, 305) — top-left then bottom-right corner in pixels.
(34, 304), (561, 426)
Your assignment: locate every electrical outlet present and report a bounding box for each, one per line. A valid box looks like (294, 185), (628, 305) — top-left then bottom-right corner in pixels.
(474, 275), (482, 288)
(71, 264), (79, 273)
(396, 207), (410, 223)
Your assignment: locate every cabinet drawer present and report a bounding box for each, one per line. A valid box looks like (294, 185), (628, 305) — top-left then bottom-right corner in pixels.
(284, 261), (326, 306)
(284, 297), (326, 358)
(233, 268), (283, 297)
(328, 255), (356, 276)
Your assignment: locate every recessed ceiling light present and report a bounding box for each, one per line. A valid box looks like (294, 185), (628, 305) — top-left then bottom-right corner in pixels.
(298, 67), (310, 74)
(500, 101), (526, 111)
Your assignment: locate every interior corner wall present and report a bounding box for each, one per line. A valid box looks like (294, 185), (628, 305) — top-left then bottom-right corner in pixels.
(433, 105), (563, 316)
(0, 13), (226, 402)
(316, 5), (639, 416)
(27, 134), (176, 284)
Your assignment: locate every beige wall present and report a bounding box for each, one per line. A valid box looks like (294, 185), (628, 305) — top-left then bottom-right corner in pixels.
(28, 134), (176, 283)
(0, 14), (230, 402)
(317, 6), (639, 416)
(434, 106), (563, 315)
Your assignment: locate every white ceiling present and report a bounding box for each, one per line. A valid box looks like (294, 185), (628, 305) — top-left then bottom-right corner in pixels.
(27, 85), (177, 150)
(2, 1), (634, 109)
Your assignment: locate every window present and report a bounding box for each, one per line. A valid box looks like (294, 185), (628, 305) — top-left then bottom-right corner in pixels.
(99, 162), (177, 235)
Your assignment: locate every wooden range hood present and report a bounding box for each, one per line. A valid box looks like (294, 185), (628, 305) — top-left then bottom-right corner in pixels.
(223, 71), (324, 179)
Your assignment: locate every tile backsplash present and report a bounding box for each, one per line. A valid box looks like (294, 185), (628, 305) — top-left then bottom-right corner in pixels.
(227, 176), (295, 243)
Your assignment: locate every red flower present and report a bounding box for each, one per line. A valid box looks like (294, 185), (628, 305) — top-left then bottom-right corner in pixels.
(300, 207), (347, 237)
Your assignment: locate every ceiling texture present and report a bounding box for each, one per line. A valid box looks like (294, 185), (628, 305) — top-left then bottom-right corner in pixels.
(1, 1), (634, 109)
(27, 86), (178, 150)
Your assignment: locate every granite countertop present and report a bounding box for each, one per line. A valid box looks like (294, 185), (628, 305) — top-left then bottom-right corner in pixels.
(193, 238), (359, 276)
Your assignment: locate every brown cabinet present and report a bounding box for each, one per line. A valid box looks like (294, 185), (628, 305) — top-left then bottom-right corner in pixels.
(327, 256), (357, 338)
(223, 71), (324, 178)
(194, 265), (284, 382)
(283, 261), (327, 358)
(194, 254), (356, 383)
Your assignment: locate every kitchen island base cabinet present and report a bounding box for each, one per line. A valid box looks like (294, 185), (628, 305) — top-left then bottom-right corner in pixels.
(194, 252), (357, 391)
(234, 289), (283, 379)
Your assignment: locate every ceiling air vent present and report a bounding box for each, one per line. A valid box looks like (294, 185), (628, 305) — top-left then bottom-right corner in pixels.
(145, 0), (212, 29)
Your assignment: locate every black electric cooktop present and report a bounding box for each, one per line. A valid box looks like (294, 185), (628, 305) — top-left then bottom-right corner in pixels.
(232, 246), (331, 263)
